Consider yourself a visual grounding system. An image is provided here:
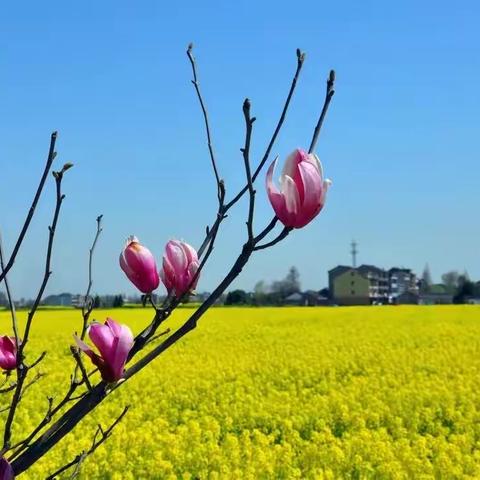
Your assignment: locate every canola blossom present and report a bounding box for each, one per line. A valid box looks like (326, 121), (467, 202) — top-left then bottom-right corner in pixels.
(1, 305), (479, 479)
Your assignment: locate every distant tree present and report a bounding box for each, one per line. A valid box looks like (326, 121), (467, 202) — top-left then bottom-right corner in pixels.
(271, 266), (301, 299)
(225, 289), (249, 305)
(113, 295), (124, 308)
(319, 287), (330, 299)
(252, 281), (267, 306)
(93, 295), (101, 308)
(0, 291), (7, 307)
(441, 271), (459, 294)
(420, 264), (432, 293)
(285, 266), (301, 294)
(453, 275), (475, 303)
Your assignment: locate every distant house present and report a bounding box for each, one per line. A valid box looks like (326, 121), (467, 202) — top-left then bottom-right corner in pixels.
(328, 266), (370, 306)
(396, 291), (419, 305)
(283, 292), (305, 306)
(71, 294), (86, 308)
(419, 292), (453, 305)
(283, 291), (330, 306)
(42, 292), (73, 306)
(389, 268), (418, 301)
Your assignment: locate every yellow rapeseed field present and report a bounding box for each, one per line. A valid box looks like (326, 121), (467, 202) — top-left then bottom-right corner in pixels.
(1, 305), (480, 479)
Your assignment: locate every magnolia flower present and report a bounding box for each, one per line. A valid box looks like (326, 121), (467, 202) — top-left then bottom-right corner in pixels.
(266, 149), (331, 228)
(120, 236), (160, 293)
(75, 318), (133, 383)
(0, 336), (18, 371)
(0, 457), (13, 480)
(160, 240), (199, 297)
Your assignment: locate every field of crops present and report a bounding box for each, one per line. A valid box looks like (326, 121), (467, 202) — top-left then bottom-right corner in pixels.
(1, 305), (480, 479)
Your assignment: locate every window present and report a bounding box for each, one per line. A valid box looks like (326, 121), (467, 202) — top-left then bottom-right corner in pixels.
(351, 280), (354, 286)
(351, 290), (355, 295)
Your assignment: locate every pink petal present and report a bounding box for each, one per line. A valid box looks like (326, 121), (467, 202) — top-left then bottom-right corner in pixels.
(161, 256), (175, 291)
(88, 322), (115, 363)
(181, 242), (198, 264)
(266, 159), (291, 225)
(298, 161), (322, 210)
(282, 175), (300, 217)
(109, 324), (133, 380)
(73, 334), (97, 362)
(166, 241), (187, 274)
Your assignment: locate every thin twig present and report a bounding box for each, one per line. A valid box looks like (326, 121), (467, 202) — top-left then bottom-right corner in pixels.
(44, 407), (129, 480)
(10, 213), (293, 475)
(225, 49), (306, 211)
(2, 163), (71, 451)
(9, 49), (334, 477)
(187, 43), (222, 202)
(308, 69), (335, 154)
(70, 347), (92, 391)
(81, 215), (103, 340)
(0, 232), (20, 347)
(240, 99), (256, 241)
(254, 226), (292, 251)
(0, 132), (58, 284)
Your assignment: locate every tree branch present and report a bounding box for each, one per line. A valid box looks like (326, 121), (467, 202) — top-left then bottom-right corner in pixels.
(254, 226), (292, 251)
(225, 49), (305, 211)
(308, 69), (335, 154)
(2, 163), (71, 451)
(187, 43), (223, 203)
(80, 215), (103, 340)
(0, 132), (58, 284)
(0, 232), (20, 347)
(240, 99), (256, 241)
(44, 407), (129, 480)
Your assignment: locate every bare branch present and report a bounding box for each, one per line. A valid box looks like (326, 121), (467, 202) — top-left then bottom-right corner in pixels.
(0, 232), (20, 347)
(0, 132), (58, 284)
(308, 69), (335, 154)
(254, 226), (292, 251)
(81, 215), (103, 339)
(70, 347), (92, 391)
(225, 49), (306, 211)
(44, 407), (129, 480)
(187, 43), (222, 202)
(2, 163), (70, 451)
(240, 99), (256, 241)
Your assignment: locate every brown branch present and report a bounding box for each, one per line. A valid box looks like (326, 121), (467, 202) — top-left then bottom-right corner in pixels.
(44, 407), (129, 480)
(254, 226), (292, 251)
(240, 99), (256, 241)
(70, 347), (92, 391)
(0, 132), (58, 284)
(2, 163), (71, 452)
(10, 214), (293, 475)
(80, 215), (103, 340)
(308, 69), (335, 154)
(225, 49), (305, 211)
(187, 43), (222, 203)
(9, 49), (334, 477)
(0, 232), (20, 348)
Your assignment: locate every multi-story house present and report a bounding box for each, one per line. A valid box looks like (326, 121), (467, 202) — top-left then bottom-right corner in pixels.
(328, 266), (370, 305)
(388, 268), (418, 301)
(329, 263), (424, 305)
(357, 264), (389, 304)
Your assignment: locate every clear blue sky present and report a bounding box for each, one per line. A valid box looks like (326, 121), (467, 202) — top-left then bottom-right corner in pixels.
(0, 0), (478, 298)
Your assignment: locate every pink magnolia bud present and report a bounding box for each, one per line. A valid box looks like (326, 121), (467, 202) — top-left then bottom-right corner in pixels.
(120, 236), (160, 293)
(160, 240), (199, 298)
(266, 149), (331, 229)
(0, 336), (18, 371)
(74, 318), (133, 383)
(0, 457), (13, 480)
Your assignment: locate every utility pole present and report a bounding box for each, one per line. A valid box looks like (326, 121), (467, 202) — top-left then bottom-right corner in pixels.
(351, 240), (358, 268)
